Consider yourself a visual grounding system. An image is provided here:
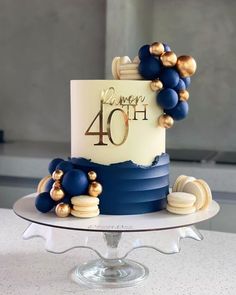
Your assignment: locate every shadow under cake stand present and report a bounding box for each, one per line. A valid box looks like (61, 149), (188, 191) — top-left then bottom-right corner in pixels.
(13, 194), (219, 289)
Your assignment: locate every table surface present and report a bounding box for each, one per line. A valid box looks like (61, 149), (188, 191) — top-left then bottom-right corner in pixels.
(1, 208), (236, 295)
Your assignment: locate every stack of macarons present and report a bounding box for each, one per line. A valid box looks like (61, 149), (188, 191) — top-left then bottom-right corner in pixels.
(166, 175), (212, 215)
(70, 195), (100, 218)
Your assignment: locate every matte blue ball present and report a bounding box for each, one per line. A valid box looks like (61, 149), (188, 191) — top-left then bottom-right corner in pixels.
(165, 101), (189, 121)
(174, 79), (186, 92)
(157, 88), (178, 110)
(138, 44), (151, 60)
(56, 160), (73, 173)
(182, 77), (191, 89)
(48, 158), (64, 175)
(44, 178), (54, 192)
(35, 192), (55, 213)
(163, 43), (171, 52)
(159, 68), (180, 88)
(62, 169), (88, 196)
(138, 56), (162, 80)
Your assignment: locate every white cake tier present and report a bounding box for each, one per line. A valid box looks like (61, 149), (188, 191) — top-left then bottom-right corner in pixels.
(71, 80), (165, 165)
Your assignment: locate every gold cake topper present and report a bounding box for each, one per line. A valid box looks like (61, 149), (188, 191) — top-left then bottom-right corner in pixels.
(85, 87), (148, 146)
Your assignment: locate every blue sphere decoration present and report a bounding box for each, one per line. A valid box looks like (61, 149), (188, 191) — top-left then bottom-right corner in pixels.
(56, 160), (73, 173)
(159, 68), (180, 88)
(138, 44), (151, 60)
(163, 43), (171, 52)
(35, 192), (55, 213)
(182, 77), (191, 88)
(44, 178), (54, 192)
(62, 169), (89, 196)
(58, 195), (72, 205)
(138, 56), (162, 80)
(165, 101), (189, 121)
(48, 158), (64, 175)
(174, 79), (186, 92)
(157, 88), (178, 110)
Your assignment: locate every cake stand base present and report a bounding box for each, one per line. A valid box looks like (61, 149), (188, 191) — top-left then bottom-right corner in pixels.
(72, 258), (148, 288)
(13, 195), (220, 289)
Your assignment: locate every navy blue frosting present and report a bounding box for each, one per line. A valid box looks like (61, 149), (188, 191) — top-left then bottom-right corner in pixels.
(71, 153), (169, 215)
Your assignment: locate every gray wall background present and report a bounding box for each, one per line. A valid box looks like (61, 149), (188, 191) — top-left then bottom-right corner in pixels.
(0, 0), (235, 151)
(106, 0), (236, 151)
(0, 0), (106, 142)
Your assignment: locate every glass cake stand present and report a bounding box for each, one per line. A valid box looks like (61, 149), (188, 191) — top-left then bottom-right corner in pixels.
(13, 194), (219, 289)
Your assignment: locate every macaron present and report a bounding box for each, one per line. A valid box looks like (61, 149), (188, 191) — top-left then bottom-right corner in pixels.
(167, 192), (196, 208)
(37, 175), (52, 193)
(183, 181), (206, 210)
(172, 175), (187, 192)
(111, 56), (132, 79)
(195, 179), (212, 209)
(178, 176), (196, 192)
(71, 195), (99, 207)
(71, 209), (100, 218)
(166, 204), (196, 215)
(73, 205), (98, 212)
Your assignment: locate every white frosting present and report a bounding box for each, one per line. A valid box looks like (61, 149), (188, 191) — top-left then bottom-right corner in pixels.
(71, 80), (165, 165)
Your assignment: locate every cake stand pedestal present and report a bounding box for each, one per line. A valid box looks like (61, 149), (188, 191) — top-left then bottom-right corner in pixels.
(13, 194), (219, 289)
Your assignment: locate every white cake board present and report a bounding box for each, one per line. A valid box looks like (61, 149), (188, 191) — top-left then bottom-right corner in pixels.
(13, 194), (220, 232)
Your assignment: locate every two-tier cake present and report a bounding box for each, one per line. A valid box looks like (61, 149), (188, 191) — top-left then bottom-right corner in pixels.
(34, 41), (208, 218)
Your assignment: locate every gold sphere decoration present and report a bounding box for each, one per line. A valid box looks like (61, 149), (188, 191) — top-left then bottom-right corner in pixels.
(50, 187), (65, 201)
(52, 180), (61, 189)
(176, 55), (197, 77)
(55, 203), (71, 218)
(179, 90), (189, 101)
(52, 169), (64, 181)
(158, 114), (174, 129)
(149, 42), (165, 56)
(88, 171), (97, 181)
(150, 80), (163, 92)
(88, 181), (103, 197)
(160, 51), (177, 67)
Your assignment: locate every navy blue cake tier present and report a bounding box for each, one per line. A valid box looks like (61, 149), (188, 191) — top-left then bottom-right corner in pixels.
(71, 153), (169, 215)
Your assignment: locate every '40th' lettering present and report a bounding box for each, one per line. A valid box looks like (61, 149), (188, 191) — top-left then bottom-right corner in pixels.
(85, 88), (148, 146)
(85, 100), (129, 146)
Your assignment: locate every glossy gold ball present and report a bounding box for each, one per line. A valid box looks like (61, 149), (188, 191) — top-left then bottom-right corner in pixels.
(50, 187), (65, 201)
(150, 80), (163, 92)
(158, 114), (174, 129)
(160, 51), (177, 67)
(149, 42), (165, 56)
(88, 171), (97, 181)
(176, 55), (197, 77)
(52, 169), (64, 181)
(52, 180), (61, 189)
(179, 90), (189, 101)
(55, 203), (71, 218)
(88, 181), (103, 197)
